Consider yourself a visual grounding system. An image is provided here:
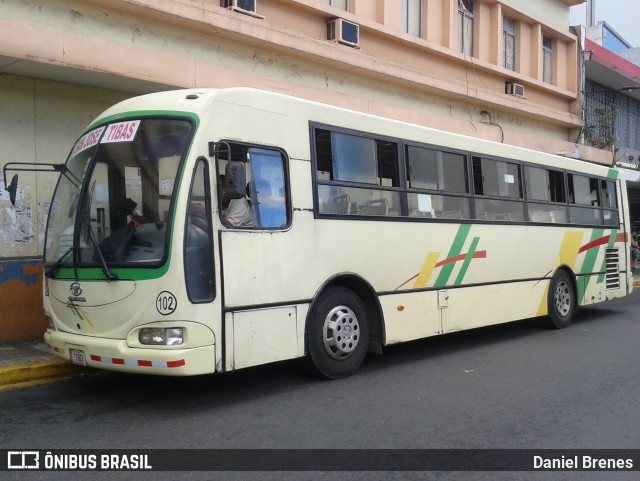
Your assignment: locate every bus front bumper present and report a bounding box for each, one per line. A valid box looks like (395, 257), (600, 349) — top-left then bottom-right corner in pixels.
(44, 330), (216, 376)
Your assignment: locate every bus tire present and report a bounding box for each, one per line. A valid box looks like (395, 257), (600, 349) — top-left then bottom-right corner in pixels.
(306, 287), (369, 379)
(546, 269), (575, 329)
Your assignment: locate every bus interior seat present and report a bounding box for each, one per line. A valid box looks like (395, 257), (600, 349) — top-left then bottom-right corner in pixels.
(442, 210), (463, 219)
(530, 211), (552, 223)
(359, 199), (389, 216)
(411, 209), (436, 218)
(322, 194), (350, 214)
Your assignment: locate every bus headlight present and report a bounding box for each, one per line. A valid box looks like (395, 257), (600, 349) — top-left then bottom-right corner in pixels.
(139, 328), (184, 346)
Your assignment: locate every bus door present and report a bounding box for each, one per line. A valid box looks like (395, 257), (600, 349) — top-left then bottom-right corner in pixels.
(211, 143), (295, 371)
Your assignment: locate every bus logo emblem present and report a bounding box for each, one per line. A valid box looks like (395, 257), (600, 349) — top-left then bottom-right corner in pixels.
(70, 282), (83, 297)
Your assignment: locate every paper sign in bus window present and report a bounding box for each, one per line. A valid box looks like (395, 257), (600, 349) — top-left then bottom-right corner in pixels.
(418, 194), (433, 213)
(70, 127), (105, 157)
(101, 120), (141, 144)
(161, 178), (175, 195)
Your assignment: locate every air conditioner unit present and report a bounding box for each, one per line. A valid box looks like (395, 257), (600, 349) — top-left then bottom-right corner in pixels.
(221, 0), (262, 18)
(327, 18), (359, 48)
(506, 82), (526, 98)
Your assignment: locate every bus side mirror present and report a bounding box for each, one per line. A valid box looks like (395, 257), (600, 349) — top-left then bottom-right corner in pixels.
(225, 161), (246, 200)
(6, 174), (18, 206)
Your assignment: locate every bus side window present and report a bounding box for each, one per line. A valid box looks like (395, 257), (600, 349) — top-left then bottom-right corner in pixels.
(247, 148), (289, 228)
(185, 159), (215, 303)
(406, 144), (470, 219)
(568, 174), (603, 225)
(525, 166), (567, 224)
(472, 156), (524, 221)
(313, 127), (401, 217)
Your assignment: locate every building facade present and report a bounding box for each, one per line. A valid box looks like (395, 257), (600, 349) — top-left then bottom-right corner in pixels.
(581, 25), (640, 232)
(0, 0), (590, 343)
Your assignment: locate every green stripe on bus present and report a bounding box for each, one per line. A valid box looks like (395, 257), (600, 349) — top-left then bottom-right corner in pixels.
(435, 224), (471, 287)
(454, 236), (480, 286)
(51, 266), (167, 281)
(578, 229), (604, 303)
(607, 169), (619, 180)
(87, 110), (200, 130)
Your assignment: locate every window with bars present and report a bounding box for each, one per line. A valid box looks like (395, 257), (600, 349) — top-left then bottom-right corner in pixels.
(459, 0), (474, 56)
(322, 0), (349, 11)
(543, 36), (553, 84)
(503, 17), (516, 71)
(401, 0), (422, 37)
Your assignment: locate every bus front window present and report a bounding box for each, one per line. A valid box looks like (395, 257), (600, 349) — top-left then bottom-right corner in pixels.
(45, 118), (193, 270)
(45, 129), (101, 264)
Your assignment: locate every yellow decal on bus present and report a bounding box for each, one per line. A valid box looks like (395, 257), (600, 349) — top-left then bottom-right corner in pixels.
(535, 231), (584, 316)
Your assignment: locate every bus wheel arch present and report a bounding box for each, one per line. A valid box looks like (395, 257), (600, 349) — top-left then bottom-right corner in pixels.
(545, 266), (577, 329)
(305, 275), (384, 379)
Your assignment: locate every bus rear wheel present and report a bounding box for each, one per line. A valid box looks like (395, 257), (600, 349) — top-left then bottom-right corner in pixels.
(306, 287), (369, 379)
(546, 269), (575, 329)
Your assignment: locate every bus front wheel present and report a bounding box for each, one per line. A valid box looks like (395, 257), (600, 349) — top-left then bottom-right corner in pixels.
(546, 270), (575, 329)
(306, 287), (369, 379)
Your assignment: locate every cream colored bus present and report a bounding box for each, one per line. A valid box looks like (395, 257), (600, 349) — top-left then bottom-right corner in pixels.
(16, 87), (631, 378)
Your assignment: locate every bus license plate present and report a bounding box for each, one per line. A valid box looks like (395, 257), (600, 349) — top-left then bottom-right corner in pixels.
(70, 349), (87, 366)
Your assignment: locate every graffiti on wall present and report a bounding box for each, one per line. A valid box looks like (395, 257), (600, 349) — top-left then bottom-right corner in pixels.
(1, 204), (35, 246)
(0, 172), (37, 253)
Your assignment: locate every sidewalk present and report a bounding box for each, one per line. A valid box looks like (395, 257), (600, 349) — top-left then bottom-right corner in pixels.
(0, 342), (88, 388)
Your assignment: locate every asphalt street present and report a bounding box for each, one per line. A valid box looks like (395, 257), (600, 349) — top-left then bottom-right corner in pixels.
(2, 290), (640, 481)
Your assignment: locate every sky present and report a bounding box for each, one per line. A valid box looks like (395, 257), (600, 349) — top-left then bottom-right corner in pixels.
(570, 0), (640, 48)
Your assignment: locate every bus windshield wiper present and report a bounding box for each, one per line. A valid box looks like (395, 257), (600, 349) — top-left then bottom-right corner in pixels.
(45, 246), (74, 278)
(86, 221), (119, 281)
(79, 182), (119, 282)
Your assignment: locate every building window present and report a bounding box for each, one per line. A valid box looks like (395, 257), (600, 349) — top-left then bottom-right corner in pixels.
(542, 36), (553, 83)
(458, 0), (474, 55)
(503, 17), (516, 71)
(401, 0), (421, 37)
(322, 0), (349, 11)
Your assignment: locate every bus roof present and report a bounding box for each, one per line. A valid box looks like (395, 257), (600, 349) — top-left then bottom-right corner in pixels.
(92, 87), (617, 178)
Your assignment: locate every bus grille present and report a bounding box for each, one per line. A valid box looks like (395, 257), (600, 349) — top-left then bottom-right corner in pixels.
(605, 248), (620, 290)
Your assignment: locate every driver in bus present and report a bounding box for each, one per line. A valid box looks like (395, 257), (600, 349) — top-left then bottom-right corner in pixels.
(219, 178), (253, 228)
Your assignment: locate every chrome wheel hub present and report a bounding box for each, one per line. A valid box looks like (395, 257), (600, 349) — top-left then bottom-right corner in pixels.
(554, 280), (571, 317)
(322, 305), (360, 360)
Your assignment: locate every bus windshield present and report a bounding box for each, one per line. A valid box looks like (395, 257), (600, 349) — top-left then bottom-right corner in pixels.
(45, 118), (193, 269)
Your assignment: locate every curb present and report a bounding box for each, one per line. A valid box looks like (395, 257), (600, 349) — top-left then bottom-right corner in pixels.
(0, 359), (88, 387)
